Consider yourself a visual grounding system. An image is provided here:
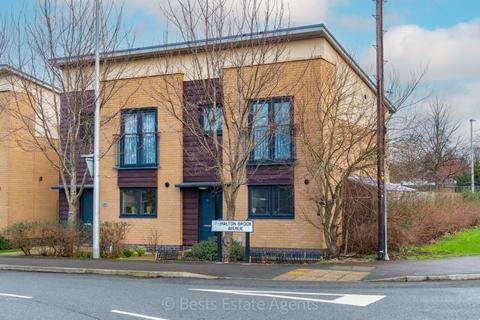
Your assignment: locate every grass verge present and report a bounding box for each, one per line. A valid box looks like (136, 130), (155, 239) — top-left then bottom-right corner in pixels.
(0, 248), (22, 254)
(398, 226), (480, 259)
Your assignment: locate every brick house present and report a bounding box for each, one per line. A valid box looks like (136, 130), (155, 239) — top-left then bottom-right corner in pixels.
(0, 65), (59, 228)
(54, 24), (380, 256)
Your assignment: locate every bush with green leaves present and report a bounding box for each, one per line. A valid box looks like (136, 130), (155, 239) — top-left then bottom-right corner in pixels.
(77, 251), (92, 259)
(229, 240), (245, 261)
(0, 234), (11, 250)
(122, 247), (135, 258)
(188, 237), (244, 261)
(136, 246), (146, 257)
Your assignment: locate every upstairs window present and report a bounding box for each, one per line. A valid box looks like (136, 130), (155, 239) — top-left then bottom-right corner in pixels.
(119, 108), (157, 168)
(201, 105), (223, 133)
(250, 97), (293, 162)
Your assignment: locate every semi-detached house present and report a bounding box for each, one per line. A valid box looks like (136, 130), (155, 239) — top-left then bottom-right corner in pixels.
(54, 24), (380, 257)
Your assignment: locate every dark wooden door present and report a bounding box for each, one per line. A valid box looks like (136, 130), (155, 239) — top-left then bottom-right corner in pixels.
(199, 189), (222, 241)
(80, 189), (93, 225)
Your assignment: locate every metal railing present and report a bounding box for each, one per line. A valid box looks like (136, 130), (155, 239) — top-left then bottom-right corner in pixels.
(116, 133), (158, 168)
(251, 124), (294, 162)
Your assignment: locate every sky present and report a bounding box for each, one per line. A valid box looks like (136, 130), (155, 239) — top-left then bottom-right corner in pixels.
(3, 0), (480, 138)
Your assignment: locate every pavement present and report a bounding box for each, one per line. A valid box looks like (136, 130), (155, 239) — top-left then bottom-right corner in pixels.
(1, 255), (480, 282)
(1, 271), (480, 319)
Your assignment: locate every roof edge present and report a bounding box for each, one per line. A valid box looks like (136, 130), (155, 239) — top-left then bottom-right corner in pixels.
(0, 64), (61, 94)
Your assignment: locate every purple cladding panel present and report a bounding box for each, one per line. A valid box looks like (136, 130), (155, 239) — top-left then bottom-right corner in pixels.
(247, 165), (294, 185)
(182, 188), (199, 246)
(58, 90), (95, 220)
(182, 79), (222, 183)
(117, 169), (158, 188)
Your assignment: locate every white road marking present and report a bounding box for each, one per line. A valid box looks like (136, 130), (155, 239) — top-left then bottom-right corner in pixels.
(190, 289), (385, 307)
(111, 310), (169, 320)
(0, 293), (33, 300)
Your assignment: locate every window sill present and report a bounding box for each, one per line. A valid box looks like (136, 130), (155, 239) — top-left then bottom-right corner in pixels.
(248, 215), (295, 220)
(202, 131), (223, 136)
(115, 166), (159, 170)
(120, 214), (157, 219)
(247, 160), (296, 167)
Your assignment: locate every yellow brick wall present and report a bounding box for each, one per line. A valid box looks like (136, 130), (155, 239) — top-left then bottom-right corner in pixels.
(99, 74), (184, 245)
(222, 58), (332, 250)
(0, 92), (11, 229)
(0, 91), (58, 227)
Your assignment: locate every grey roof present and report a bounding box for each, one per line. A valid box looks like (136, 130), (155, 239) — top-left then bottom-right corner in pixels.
(53, 24), (328, 66)
(348, 176), (416, 192)
(53, 23), (393, 111)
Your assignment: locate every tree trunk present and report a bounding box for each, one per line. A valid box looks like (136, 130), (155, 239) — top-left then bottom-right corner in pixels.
(67, 200), (78, 225)
(222, 197), (236, 262)
(323, 205), (340, 258)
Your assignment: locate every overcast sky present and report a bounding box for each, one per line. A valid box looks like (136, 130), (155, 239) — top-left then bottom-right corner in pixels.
(4, 0), (480, 138)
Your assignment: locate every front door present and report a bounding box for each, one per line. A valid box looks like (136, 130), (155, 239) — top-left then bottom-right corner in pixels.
(80, 189), (93, 225)
(199, 189), (222, 241)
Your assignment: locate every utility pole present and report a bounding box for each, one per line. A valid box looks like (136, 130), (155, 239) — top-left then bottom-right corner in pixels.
(471, 119), (476, 192)
(92, 0), (101, 259)
(376, 0), (389, 261)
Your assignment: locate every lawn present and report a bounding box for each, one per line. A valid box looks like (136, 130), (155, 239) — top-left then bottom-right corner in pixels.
(400, 226), (480, 259)
(0, 248), (22, 254)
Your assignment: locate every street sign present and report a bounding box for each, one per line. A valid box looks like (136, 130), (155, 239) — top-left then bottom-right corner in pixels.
(212, 220), (254, 233)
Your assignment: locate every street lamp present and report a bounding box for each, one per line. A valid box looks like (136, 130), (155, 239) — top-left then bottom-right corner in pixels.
(92, 0), (101, 259)
(81, 154), (94, 177)
(470, 119), (476, 192)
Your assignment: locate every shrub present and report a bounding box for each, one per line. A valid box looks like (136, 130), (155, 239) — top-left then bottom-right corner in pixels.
(35, 222), (82, 257)
(100, 222), (130, 258)
(136, 246), (146, 257)
(122, 247), (135, 258)
(346, 193), (480, 255)
(77, 251), (92, 259)
(2, 221), (82, 256)
(3, 222), (36, 255)
(188, 237), (244, 261)
(0, 234), (11, 250)
(229, 241), (245, 261)
(189, 237), (218, 261)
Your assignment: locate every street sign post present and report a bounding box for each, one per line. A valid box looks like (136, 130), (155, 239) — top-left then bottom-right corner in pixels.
(212, 220), (254, 263)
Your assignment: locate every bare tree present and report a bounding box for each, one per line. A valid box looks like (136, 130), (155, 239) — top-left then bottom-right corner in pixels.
(394, 97), (462, 187)
(152, 0), (299, 261)
(386, 68), (430, 183)
(5, 0), (134, 224)
(0, 15), (8, 118)
(296, 61), (379, 257)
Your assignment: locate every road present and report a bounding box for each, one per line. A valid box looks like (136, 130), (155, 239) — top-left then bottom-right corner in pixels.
(0, 271), (479, 319)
